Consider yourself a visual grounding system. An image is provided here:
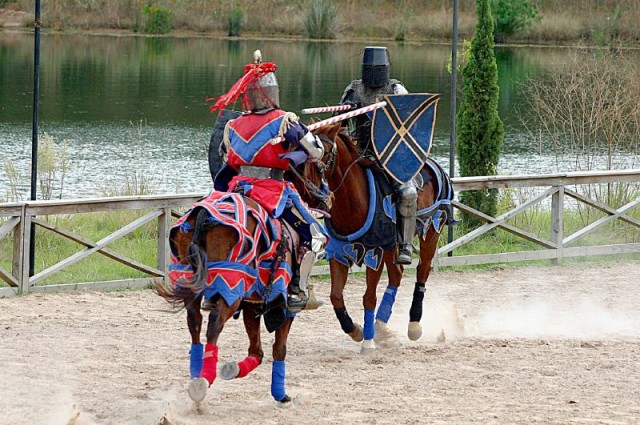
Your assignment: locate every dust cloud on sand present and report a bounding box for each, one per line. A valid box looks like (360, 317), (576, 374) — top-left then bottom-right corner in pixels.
(1, 262), (639, 424)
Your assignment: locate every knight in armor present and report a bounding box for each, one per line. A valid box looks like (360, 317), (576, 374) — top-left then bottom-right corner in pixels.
(210, 50), (327, 313)
(338, 46), (416, 265)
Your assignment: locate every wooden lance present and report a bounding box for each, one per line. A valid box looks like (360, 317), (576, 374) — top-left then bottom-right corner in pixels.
(270, 100), (387, 144)
(300, 104), (353, 114)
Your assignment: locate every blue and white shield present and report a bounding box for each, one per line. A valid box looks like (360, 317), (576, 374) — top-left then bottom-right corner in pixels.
(371, 93), (439, 184)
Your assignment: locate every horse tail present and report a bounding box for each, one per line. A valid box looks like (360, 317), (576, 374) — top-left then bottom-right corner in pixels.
(156, 208), (212, 306)
(183, 208), (212, 295)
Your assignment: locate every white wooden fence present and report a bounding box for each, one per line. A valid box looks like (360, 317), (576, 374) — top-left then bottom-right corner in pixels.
(1, 169), (639, 297)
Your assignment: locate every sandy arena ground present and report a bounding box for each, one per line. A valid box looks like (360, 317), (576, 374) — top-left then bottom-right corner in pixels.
(1, 262), (639, 425)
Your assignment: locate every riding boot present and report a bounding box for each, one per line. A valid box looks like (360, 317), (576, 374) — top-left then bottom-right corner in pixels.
(287, 250), (322, 313)
(395, 214), (416, 265)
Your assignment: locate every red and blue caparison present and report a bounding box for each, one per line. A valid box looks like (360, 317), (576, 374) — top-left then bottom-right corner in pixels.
(168, 191), (291, 306)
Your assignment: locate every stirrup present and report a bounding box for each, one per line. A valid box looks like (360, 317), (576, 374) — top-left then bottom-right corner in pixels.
(287, 294), (308, 313)
(303, 284), (323, 310)
(394, 248), (413, 265)
(287, 285), (323, 313)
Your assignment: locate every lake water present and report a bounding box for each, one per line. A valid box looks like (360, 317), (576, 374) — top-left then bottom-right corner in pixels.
(1, 31), (638, 200)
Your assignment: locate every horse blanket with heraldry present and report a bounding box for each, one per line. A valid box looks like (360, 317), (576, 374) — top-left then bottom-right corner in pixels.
(325, 158), (456, 271)
(168, 191), (291, 306)
(371, 93), (439, 184)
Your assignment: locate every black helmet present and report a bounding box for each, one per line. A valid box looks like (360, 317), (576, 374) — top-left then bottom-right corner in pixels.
(362, 46), (390, 88)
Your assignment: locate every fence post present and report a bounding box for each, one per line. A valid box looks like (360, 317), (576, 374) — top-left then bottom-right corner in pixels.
(12, 207), (25, 287)
(550, 186), (564, 265)
(157, 207), (172, 284)
(19, 207), (32, 294)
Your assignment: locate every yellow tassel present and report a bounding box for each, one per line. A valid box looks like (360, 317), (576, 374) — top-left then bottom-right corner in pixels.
(222, 121), (231, 161)
(278, 111), (300, 136)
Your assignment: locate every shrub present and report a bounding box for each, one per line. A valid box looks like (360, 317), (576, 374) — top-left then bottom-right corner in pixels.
(139, 4), (172, 35)
(227, 7), (243, 37)
(304, 0), (339, 39)
(492, 0), (541, 41)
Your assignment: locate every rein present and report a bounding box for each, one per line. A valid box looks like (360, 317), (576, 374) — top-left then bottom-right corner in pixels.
(290, 130), (365, 208)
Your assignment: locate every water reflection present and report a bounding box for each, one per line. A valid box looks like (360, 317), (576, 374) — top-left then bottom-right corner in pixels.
(1, 32), (639, 199)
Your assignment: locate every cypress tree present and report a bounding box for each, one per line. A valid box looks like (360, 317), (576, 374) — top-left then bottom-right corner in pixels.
(456, 0), (505, 228)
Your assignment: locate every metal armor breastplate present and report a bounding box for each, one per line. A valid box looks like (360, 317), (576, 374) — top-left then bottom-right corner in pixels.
(350, 79), (402, 106)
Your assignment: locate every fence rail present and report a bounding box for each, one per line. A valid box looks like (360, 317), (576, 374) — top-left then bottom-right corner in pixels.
(1, 169), (639, 297)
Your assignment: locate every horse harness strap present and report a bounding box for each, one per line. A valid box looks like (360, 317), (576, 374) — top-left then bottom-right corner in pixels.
(261, 227), (289, 315)
(316, 134), (338, 177)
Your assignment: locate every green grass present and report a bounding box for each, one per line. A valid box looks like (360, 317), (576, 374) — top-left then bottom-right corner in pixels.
(0, 210), (159, 287)
(1, 194), (639, 287)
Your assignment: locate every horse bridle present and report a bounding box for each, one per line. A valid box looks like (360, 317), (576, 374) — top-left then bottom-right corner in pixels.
(288, 133), (337, 210)
(289, 131), (365, 211)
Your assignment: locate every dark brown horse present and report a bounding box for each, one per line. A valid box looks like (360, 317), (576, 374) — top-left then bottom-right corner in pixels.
(293, 123), (455, 353)
(156, 191), (297, 403)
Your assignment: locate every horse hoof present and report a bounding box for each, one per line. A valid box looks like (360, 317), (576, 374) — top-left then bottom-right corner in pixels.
(220, 361), (240, 380)
(374, 320), (401, 348)
(349, 324), (364, 342)
(278, 394), (293, 404)
(360, 339), (376, 355)
(407, 321), (423, 341)
(187, 378), (208, 403)
(276, 395), (293, 407)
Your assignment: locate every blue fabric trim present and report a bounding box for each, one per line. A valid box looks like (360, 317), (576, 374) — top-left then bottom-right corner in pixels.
(346, 169), (377, 242)
(363, 308), (375, 340)
(168, 262), (191, 273)
(286, 188), (328, 235)
(383, 194), (396, 222)
(375, 285), (398, 323)
(189, 344), (204, 379)
(271, 360), (286, 401)
(324, 169), (384, 271)
(247, 260), (290, 303)
(363, 247), (384, 271)
(202, 261), (259, 306)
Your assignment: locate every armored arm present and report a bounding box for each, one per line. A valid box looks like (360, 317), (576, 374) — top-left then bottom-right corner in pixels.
(282, 121), (324, 163)
(392, 82), (409, 95)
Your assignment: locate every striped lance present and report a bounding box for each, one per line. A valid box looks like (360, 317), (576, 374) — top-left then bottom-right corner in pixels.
(301, 104), (353, 114)
(270, 101), (387, 144)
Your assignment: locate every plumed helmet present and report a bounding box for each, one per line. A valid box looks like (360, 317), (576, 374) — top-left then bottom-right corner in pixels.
(362, 46), (390, 88)
(245, 71), (280, 111)
(208, 50), (279, 113)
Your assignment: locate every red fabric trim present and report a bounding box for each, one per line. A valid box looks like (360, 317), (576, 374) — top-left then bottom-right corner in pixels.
(229, 176), (289, 215)
(209, 62), (277, 112)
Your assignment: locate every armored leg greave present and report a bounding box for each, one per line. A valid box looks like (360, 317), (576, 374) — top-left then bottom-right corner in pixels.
(396, 182), (418, 265)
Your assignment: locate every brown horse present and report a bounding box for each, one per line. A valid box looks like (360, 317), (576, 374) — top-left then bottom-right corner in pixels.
(293, 123), (455, 353)
(156, 191), (297, 404)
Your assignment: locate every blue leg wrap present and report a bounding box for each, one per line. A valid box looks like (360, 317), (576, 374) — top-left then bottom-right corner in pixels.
(409, 282), (426, 322)
(375, 285), (398, 324)
(189, 343), (204, 379)
(363, 309), (375, 340)
(271, 360), (286, 402)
